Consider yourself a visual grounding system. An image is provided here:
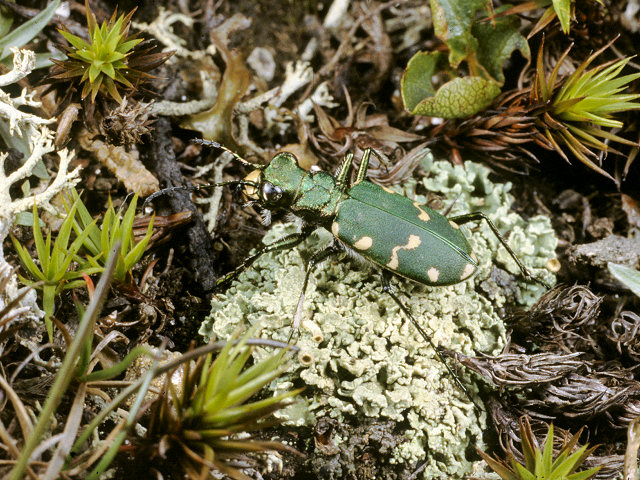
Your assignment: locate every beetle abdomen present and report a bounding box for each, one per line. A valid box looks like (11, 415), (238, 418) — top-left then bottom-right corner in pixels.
(331, 182), (477, 286)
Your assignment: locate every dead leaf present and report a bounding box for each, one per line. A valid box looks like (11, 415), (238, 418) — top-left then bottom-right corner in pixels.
(77, 129), (159, 196)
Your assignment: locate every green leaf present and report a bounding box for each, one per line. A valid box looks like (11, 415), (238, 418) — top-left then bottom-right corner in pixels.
(68, 189), (102, 256)
(407, 75), (500, 118)
(401, 51), (444, 112)
(552, 444), (588, 477)
(429, 0), (487, 68)
(101, 61), (115, 79)
(541, 423), (554, 474)
(218, 367), (285, 411)
(15, 211), (35, 227)
(119, 195), (138, 256)
(0, 0), (60, 61)
(88, 63), (102, 83)
(104, 22), (123, 52)
(62, 278), (87, 289)
(567, 467), (601, 480)
(234, 350), (286, 388)
(59, 29), (90, 52)
(104, 50), (125, 63)
(76, 49), (96, 63)
(118, 38), (143, 53)
(56, 201), (77, 252)
(510, 457), (529, 479)
(552, 0), (571, 34)
(211, 345), (256, 405)
(12, 235), (45, 282)
(42, 284), (56, 340)
(34, 50), (65, 69)
(0, 7), (13, 38)
(608, 263), (640, 297)
(0, 6), (14, 38)
(31, 203), (49, 274)
(68, 191), (150, 283)
(122, 215), (153, 273)
(100, 201), (114, 255)
(472, 10), (530, 84)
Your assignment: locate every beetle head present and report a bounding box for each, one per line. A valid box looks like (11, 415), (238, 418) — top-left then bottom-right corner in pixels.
(242, 152), (305, 208)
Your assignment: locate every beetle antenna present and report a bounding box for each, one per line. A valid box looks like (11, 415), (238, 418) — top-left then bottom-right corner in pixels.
(192, 139), (265, 169)
(143, 181), (258, 209)
(442, 193), (462, 217)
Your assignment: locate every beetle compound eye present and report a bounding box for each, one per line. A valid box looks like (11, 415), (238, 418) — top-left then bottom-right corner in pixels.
(262, 182), (284, 204)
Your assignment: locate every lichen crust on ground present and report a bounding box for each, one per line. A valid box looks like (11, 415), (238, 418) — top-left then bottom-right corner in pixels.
(200, 159), (558, 478)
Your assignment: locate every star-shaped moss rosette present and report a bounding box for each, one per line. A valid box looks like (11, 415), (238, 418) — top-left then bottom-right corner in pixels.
(479, 417), (600, 480)
(49, 2), (171, 103)
(529, 39), (640, 181)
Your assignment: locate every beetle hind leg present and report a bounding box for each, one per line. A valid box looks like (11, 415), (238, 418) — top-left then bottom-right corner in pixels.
(450, 212), (551, 289)
(380, 271), (481, 410)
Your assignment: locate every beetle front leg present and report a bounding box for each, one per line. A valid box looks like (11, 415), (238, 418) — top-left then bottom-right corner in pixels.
(450, 212), (550, 289)
(215, 225), (315, 290)
(380, 271), (480, 410)
(292, 243), (343, 333)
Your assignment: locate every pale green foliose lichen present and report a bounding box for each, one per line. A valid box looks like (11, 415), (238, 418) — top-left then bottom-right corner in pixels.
(200, 157), (557, 479)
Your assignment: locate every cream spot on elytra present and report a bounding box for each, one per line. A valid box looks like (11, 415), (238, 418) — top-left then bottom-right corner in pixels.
(460, 263), (475, 280)
(413, 201), (430, 222)
(353, 236), (373, 250)
(427, 267), (440, 283)
(386, 234), (422, 270)
(331, 222), (340, 237)
(449, 220), (459, 229)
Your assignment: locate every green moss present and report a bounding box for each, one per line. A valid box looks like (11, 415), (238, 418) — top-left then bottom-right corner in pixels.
(200, 158), (557, 478)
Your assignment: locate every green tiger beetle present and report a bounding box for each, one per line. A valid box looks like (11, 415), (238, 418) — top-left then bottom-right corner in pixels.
(146, 139), (548, 403)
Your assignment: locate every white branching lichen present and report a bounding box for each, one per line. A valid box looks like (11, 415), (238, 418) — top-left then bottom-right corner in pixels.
(0, 129), (78, 220)
(260, 61), (315, 136)
(297, 81), (339, 122)
(273, 61), (314, 108)
(0, 49), (81, 324)
(133, 7), (204, 59)
(0, 49), (54, 142)
(0, 48), (36, 87)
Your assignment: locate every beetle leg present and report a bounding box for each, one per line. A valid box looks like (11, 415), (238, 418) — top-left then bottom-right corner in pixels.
(380, 271), (481, 410)
(449, 212), (551, 289)
(353, 148), (371, 184)
(335, 152), (354, 191)
(215, 224), (315, 290)
(354, 148), (387, 184)
(289, 243), (343, 343)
